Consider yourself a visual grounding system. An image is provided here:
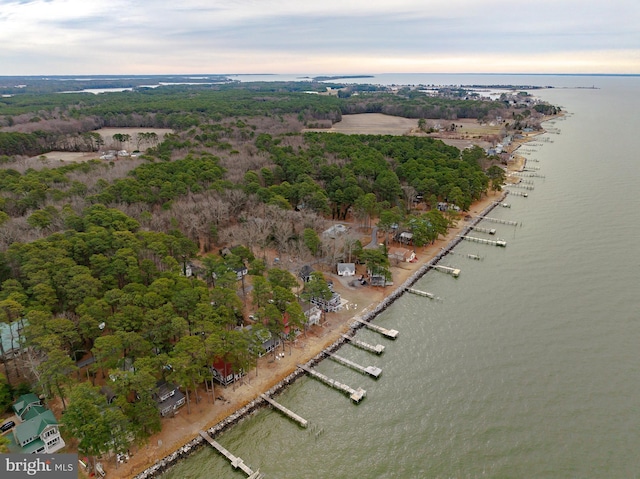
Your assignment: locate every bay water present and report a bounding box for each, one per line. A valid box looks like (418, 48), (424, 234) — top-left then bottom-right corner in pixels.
(161, 75), (640, 479)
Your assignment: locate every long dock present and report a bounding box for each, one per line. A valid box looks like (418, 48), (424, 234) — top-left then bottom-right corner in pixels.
(405, 287), (435, 299)
(506, 190), (528, 197)
(505, 183), (534, 190)
(298, 364), (366, 403)
(458, 235), (507, 247)
(342, 334), (385, 354)
(327, 352), (382, 379)
(433, 265), (460, 277)
(477, 216), (519, 226)
(260, 394), (308, 428)
(199, 431), (263, 478)
(352, 318), (399, 339)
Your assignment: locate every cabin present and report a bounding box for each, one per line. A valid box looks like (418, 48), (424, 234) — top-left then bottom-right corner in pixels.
(388, 247), (416, 263)
(298, 265), (314, 283)
(211, 359), (244, 386)
(153, 381), (186, 417)
(337, 263), (356, 276)
(396, 231), (414, 245)
(9, 395), (65, 454)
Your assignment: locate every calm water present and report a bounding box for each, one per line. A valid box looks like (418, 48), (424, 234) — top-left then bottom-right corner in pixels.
(161, 75), (640, 479)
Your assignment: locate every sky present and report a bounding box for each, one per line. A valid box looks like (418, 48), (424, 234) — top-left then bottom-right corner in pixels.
(0, 0), (639, 76)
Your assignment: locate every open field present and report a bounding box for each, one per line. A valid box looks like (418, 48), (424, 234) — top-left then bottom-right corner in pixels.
(304, 114), (503, 150)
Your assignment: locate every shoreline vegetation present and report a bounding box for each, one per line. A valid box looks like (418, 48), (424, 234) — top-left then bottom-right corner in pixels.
(0, 77), (559, 477)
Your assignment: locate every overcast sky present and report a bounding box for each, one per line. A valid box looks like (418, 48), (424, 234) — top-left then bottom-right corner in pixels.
(1, 0), (638, 75)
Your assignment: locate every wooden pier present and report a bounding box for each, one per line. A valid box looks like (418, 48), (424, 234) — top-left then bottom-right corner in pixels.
(199, 431), (264, 478)
(506, 190), (528, 197)
(458, 235), (507, 247)
(506, 183), (534, 190)
(327, 352), (382, 379)
(342, 334), (385, 354)
(477, 216), (519, 226)
(352, 318), (399, 339)
(298, 364), (366, 403)
(405, 287), (435, 299)
(470, 225), (496, 235)
(260, 394), (308, 428)
(433, 265), (460, 277)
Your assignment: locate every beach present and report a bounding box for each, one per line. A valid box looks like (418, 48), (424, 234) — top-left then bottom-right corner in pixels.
(108, 185), (510, 479)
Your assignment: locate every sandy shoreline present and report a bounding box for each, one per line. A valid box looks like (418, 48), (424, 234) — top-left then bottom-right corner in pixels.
(118, 186), (511, 479)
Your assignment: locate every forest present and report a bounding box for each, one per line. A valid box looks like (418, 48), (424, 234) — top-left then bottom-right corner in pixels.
(0, 79), (552, 456)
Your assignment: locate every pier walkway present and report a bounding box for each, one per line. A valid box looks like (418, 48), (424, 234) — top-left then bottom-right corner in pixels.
(458, 235), (507, 247)
(477, 216), (519, 226)
(298, 364), (366, 403)
(352, 318), (398, 339)
(405, 287), (435, 299)
(199, 431), (264, 478)
(327, 352), (382, 379)
(260, 394), (308, 428)
(433, 265), (460, 277)
(342, 334), (385, 354)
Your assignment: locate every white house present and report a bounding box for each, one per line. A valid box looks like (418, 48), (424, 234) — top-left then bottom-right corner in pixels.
(337, 263), (356, 276)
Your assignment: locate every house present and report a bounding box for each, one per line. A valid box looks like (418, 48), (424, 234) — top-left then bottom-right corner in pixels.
(388, 247), (416, 263)
(247, 326), (281, 357)
(310, 292), (342, 313)
(9, 395), (65, 454)
(396, 231), (413, 245)
(211, 359), (244, 386)
(298, 265), (314, 283)
(153, 381), (186, 417)
(12, 393), (41, 421)
(301, 301), (322, 327)
(337, 263), (356, 276)
(233, 265), (248, 280)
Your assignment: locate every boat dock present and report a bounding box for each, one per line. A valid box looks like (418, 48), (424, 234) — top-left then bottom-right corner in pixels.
(405, 287), (435, 299)
(199, 431), (264, 478)
(298, 364), (366, 403)
(506, 190), (528, 197)
(327, 352), (382, 379)
(342, 334), (385, 354)
(458, 235), (507, 247)
(477, 216), (519, 226)
(433, 265), (460, 277)
(506, 183), (534, 190)
(352, 318), (399, 339)
(260, 394), (308, 428)
(470, 225), (496, 235)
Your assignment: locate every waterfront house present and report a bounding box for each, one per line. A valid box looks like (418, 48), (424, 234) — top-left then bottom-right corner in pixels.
(388, 247), (416, 263)
(153, 381), (186, 417)
(211, 359), (244, 386)
(301, 301), (322, 327)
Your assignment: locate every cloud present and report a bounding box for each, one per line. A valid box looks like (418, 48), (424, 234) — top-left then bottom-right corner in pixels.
(0, 0), (639, 74)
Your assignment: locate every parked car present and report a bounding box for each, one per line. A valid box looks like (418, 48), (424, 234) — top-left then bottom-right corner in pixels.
(1, 420), (15, 432)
